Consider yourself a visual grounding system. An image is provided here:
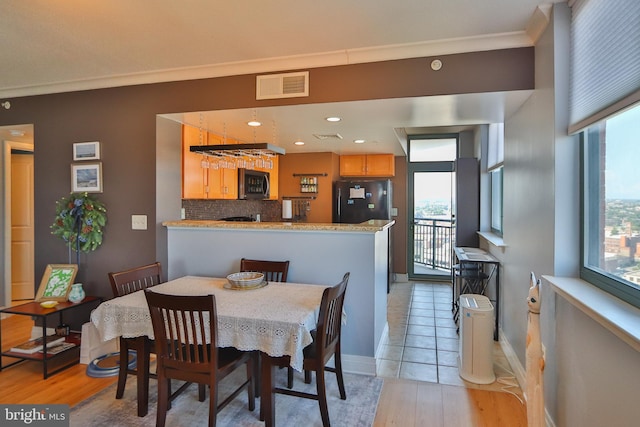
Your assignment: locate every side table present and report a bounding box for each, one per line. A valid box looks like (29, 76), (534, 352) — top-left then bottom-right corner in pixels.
(0, 296), (101, 379)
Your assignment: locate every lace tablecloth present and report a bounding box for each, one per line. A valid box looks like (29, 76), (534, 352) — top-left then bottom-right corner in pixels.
(90, 276), (327, 370)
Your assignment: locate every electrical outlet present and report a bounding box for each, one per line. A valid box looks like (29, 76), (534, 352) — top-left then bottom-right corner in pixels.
(180, 208), (186, 219)
(131, 214), (147, 230)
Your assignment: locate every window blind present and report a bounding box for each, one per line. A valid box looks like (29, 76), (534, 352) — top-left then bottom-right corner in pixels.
(569, 0), (640, 134)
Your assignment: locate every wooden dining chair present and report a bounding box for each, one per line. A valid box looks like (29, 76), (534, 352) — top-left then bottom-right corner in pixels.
(108, 262), (163, 400)
(144, 290), (255, 427)
(240, 258), (289, 282)
(240, 258), (291, 389)
(262, 272), (350, 427)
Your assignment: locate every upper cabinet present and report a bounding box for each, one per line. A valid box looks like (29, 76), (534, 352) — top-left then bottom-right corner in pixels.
(182, 125), (279, 200)
(339, 154), (395, 177)
(182, 125), (207, 199)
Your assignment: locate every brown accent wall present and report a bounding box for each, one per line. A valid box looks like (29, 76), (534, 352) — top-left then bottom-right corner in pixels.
(0, 48), (533, 310)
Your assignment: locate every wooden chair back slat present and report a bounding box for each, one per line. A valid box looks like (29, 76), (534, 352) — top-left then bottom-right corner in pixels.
(240, 258), (290, 282)
(109, 262), (163, 297)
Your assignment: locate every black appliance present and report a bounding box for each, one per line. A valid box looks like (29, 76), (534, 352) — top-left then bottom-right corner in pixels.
(333, 179), (394, 293)
(219, 216), (255, 222)
(238, 169), (270, 200)
(333, 179), (392, 223)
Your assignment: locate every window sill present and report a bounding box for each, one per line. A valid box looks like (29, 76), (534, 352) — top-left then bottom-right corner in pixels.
(477, 231), (506, 248)
(543, 276), (640, 353)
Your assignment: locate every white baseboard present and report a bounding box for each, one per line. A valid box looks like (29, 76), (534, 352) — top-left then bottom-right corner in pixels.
(342, 354), (377, 376)
(376, 322), (390, 357)
(498, 329), (525, 387)
(499, 328), (556, 427)
(394, 273), (409, 283)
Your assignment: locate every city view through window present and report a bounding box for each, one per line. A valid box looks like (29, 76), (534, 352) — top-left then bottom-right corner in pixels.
(598, 104), (640, 288)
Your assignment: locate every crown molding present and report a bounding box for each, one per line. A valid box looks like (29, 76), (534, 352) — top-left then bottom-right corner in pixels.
(526, 4), (553, 45)
(0, 31), (532, 99)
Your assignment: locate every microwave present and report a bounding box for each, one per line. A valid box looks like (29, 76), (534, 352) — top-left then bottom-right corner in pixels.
(238, 169), (270, 200)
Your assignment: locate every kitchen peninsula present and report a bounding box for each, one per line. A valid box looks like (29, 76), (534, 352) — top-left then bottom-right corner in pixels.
(163, 219), (394, 376)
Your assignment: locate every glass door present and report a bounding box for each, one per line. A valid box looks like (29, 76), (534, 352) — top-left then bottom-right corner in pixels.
(407, 135), (457, 281)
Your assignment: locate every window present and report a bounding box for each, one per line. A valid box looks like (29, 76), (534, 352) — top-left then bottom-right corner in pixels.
(581, 103), (640, 308)
(490, 167), (503, 235)
(487, 123), (504, 235)
(409, 137), (457, 162)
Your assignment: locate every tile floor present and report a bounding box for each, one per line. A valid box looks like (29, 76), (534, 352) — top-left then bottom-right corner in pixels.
(377, 281), (488, 387)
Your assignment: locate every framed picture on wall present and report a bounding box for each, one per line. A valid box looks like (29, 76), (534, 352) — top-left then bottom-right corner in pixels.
(71, 162), (103, 193)
(35, 264), (78, 301)
(73, 141), (100, 161)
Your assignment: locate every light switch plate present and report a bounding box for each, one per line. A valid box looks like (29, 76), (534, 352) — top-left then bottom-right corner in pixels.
(131, 214), (147, 230)
(391, 207), (398, 217)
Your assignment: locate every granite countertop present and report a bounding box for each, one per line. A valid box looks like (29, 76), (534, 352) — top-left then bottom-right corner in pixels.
(162, 219), (395, 232)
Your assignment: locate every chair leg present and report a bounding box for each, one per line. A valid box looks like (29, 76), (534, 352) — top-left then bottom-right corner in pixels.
(156, 376), (170, 427)
(115, 338), (129, 399)
(334, 353), (346, 400)
(287, 367), (294, 389)
(315, 367), (331, 427)
(304, 369), (312, 384)
(209, 380), (217, 427)
(198, 384), (206, 402)
(246, 355), (256, 411)
(254, 351), (261, 398)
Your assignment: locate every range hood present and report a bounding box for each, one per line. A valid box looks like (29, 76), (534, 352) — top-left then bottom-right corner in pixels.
(190, 143), (285, 157)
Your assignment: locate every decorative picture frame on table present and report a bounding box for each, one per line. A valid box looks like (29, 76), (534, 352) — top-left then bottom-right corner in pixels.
(35, 264), (78, 301)
(72, 141), (100, 161)
(71, 162), (103, 193)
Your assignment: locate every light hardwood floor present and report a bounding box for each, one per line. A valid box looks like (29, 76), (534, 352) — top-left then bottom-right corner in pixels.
(1, 307), (526, 426)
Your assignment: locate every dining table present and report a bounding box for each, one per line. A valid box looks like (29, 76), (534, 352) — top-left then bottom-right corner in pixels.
(90, 275), (329, 425)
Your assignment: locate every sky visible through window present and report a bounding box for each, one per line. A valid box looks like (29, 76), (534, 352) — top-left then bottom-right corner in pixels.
(605, 104), (640, 200)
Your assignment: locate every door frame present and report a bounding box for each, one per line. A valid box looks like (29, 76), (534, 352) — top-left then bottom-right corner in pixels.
(2, 140), (34, 307)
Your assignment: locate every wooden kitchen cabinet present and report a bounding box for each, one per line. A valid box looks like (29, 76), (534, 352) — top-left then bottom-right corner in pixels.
(340, 154), (395, 177)
(182, 125), (207, 199)
(182, 124), (280, 200)
(207, 167), (238, 199)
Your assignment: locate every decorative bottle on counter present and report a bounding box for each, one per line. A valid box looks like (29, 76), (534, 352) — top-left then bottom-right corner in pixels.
(68, 283), (86, 303)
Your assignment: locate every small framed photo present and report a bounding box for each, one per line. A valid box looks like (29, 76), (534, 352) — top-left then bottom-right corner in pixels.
(71, 162), (103, 193)
(73, 141), (100, 161)
(36, 264), (78, 301)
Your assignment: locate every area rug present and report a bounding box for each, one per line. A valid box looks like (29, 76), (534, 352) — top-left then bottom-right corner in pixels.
(70, 368), (382, 427)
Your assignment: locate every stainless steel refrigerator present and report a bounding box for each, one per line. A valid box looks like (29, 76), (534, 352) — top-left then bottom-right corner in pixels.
(333, 179), (393, 223)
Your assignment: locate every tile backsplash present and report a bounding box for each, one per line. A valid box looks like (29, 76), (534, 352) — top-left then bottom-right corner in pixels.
(182, 199), (282, 222)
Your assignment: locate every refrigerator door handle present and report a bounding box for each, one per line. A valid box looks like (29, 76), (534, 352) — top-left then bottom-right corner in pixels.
(336, 187), (341, 219)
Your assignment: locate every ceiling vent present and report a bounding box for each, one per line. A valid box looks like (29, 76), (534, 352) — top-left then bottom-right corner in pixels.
(313, 133), (343, 140)
(256, 71), (309, 100)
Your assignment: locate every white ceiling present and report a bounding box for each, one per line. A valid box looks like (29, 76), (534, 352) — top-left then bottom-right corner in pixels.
(0, 1), (562, 154)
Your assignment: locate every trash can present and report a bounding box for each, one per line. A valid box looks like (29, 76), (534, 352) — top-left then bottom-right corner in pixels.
(458, 294), (495, 384)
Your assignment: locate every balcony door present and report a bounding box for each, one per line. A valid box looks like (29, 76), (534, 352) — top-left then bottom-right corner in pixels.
(408, 135), (456, 281)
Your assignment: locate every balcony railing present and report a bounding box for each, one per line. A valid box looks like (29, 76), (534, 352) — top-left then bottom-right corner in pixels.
(413, 217), (455, 272)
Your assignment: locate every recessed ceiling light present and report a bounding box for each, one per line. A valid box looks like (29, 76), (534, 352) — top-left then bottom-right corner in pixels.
(325, 117), (341, 122)
(247, 121), (262, 127)
(354, 139), (365, 144)
(10, 130), (25, 137)
(294, 140), (305, 145)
